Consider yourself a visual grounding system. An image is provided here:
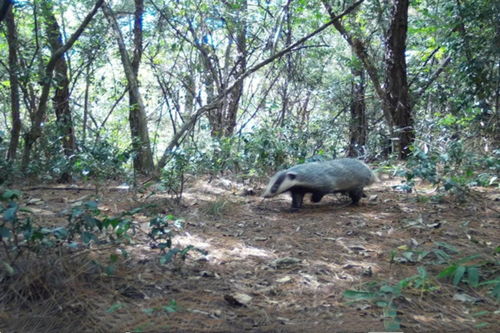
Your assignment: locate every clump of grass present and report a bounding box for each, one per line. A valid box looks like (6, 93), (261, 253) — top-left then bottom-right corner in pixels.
(202, 198), (235, 218)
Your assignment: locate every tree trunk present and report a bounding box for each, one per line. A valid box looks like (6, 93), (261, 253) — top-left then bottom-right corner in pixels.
(42, 1), (77, 182)
(347, 64), (367, 157)
(383, 0), (414, 159)
(129, 0), (155, 174)
(204, 0), (247, 138)
(323, 0), (414, 159)
(102, 1), (154, 175)
(5, 4), (21, 161)
(220, 0), (247, 137)
(21, 0), (104, 171)
(278, 0), (293, 127)
(0, 0), (12, 23)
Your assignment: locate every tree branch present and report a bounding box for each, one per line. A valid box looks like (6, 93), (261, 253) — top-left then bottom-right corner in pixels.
(413, 55), (452, 102)
(33, 0), (104, 133)
(155, 0), (364, 173)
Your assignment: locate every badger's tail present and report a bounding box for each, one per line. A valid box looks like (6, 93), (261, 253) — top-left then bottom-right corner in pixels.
(369, 170), (380, 185)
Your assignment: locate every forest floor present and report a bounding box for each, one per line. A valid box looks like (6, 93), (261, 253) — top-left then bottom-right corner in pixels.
(1, 174), (499, 333)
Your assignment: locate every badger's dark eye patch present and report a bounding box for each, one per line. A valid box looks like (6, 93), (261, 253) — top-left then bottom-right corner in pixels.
(271, 173), (286, 193)
(287, 173), (297, 180)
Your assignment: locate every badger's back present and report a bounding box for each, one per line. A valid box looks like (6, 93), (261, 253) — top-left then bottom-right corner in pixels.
(263, 158), (376, 197)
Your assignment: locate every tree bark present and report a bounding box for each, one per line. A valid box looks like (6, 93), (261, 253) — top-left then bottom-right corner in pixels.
(129, 0), (155, 174)
(102, 0), (154, 175)
(5, 4), (21, 161)
(42, 0), (77, 182)
(220, 0), (247, 137)
(278, 0), (293, 127)
(383, 0), (414, 159)
(347, 63), (367, 157)
(0, 0), (12, 23)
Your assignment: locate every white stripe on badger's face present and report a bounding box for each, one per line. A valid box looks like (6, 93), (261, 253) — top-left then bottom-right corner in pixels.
(262, 170), (299, 197)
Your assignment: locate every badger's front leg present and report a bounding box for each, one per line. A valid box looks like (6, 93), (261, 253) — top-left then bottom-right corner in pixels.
(348, 188), (364, 205)
(290, 191), (305, 210)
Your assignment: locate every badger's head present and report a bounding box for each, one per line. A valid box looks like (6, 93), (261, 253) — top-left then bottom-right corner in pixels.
(262, 170), (299, 198)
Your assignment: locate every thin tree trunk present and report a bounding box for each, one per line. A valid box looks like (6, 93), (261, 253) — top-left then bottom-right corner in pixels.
(347, 64), (367, 157)
(323, 0), (415, 159)
(278, 0), (293, 127)
(220, 0), (247, 137)
(129, 0), (155, 174)
(21, 0), (104, 171)
(5, 4), (21, 161)
(102, 1), (154, 175)
(42, 1), (77, 182)
(82, 63), (91, 146)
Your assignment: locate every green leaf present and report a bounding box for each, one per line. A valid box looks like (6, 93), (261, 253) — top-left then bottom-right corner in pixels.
(52, 227), (68, 239)
(103, 216), (121, 228)
(107, 302), (125, 313)
(3, 204), (18, 223)
(162, 300), (178, 313)
(432, 249), (451, 263)
(380, 285), (400, 295)
(343, 290), (377, 301)
(81, 231), (97, 244)
(478, 279), (500, 288)
(467, 266), (479, 288)
(2, 260), (15, 275)
(472, 311), (489, 317)
(1, 190), (21, 201)
(452, 265), (466, 285)
(84, 201), (98, 210)
(456, 254), (482, 265)
(487, 282), (500, 301)
(142, 308), (155, 314)
(160, 248), (180, 264)
(435, 242), (458, 253)
(0, 226), (13, 239)
(383, 307), (398, 318)
(179, 245), (194, 258)
(438, 264), (457, 279)
(384, 317), (401, 331)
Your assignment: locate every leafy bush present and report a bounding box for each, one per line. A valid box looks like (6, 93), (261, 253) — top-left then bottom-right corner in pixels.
(0, 189), (202, 273)
(403, 142), (499, 194)
(148, 214), (207, 264)
(72, 141), (131, 180)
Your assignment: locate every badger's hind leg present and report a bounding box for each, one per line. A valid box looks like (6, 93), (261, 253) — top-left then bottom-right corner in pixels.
(311, 192), (325, 203)
(348, 188), (364, 205)
(290, 191), (305, 210)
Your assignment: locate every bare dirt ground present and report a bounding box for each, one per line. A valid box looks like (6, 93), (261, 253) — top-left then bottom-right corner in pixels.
(1, 175), (499, 333)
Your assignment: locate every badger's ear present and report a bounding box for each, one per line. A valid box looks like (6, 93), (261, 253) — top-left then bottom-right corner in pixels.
(287, 171), (298, 180)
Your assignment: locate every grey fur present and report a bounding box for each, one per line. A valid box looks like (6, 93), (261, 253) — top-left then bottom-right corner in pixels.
(263, 158), (377, 209)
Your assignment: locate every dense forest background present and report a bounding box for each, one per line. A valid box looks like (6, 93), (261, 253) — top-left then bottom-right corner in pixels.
(0, 0), (499, 332)
(0, 0), (497, 185)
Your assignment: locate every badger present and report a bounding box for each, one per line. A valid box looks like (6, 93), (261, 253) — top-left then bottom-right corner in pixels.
(263, 158), (377, 210)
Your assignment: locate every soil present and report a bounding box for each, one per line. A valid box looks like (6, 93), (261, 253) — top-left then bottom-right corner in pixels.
(1, 175), (499, 333)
